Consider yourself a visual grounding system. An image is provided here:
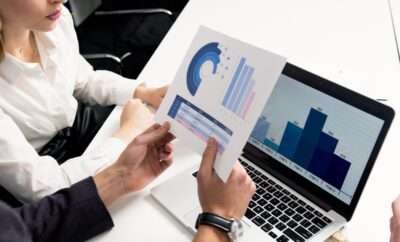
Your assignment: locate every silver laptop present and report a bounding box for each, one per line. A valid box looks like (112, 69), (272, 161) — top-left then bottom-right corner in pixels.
(151, 63), (394, 242)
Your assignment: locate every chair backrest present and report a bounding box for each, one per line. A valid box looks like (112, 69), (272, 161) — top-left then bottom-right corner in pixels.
(68, 0), (101, 26)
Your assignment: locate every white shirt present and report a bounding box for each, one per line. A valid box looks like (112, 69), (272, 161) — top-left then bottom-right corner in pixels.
(0, 7), (140, 202)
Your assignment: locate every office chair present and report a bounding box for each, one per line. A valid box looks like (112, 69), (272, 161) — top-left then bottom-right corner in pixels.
(67, 0), (176, 78)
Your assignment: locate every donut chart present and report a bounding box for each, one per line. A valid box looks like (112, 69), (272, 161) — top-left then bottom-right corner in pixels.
(186, 42), (222, 96)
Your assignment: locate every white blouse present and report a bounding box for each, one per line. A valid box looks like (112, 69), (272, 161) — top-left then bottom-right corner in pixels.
(0, 7), (139, 202)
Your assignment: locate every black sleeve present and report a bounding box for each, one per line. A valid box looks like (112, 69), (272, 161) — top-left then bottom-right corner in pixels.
(0, 203), (31, 242)
(15, 177), (114, 242)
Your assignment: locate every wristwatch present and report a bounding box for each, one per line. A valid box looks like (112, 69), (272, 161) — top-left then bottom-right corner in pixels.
(195, 212), (244, 242)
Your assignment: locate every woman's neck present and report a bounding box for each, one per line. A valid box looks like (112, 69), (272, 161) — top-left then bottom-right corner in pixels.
(2, 24), (40, 63)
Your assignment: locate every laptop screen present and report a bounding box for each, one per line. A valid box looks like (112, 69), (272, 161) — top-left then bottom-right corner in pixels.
(248, 73), (384, 205)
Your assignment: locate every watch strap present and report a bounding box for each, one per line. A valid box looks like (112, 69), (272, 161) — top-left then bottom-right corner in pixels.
(195, 212), (233, 233)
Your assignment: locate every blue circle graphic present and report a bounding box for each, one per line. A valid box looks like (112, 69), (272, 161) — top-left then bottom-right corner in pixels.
(187, 42), (222, 96)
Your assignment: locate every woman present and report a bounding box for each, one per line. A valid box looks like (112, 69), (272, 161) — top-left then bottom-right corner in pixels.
(0, 0), (167, 203)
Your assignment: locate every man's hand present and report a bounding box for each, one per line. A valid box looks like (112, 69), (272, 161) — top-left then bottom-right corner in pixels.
(197, 138), (256, 219)
(134, 84), (168, 109)
(391, 196), (400, 242)
(95, 122), (174, 206)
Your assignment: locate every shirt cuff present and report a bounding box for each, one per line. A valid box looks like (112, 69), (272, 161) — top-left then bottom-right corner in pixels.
(69, 177), (114, 240)
(112, 76), (142, 106)
(61, 137), (128, 185)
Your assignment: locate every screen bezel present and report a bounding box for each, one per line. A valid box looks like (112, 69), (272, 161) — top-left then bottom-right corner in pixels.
(244, 63), (395, 221)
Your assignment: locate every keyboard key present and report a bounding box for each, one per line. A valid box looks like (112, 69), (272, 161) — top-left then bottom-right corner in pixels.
(314, 210), (323, 218)
(303, 211), (314, 220)
(254, 176), (262, 183)
(249, 201), (256, 208)
(309, 225), (320, 234)
(261, 211), (272, 219)
(265, 203), (275, 211)
(253, 193), (260, 201)
(288, 201), (299, 209)
(258, 198), (268, 206)
(260, 181), (269, 188)
(298, 200), (306, 206)
(261, 174), (269, 180)
(268, 217), (279, 225)
(277, 203), (288, 211)
(254, 206), (264, 214)
(270, 198), (280, 205)
(287, 220), (298, 228)
(276, 222), (287, 231)
(264, 193), (273, 200)
(272, 209), (282, 217)
(305, 205), (315, 212)
(267, 186), (277, 193)
(295, 206), (307, 214)
(277, 235), (289, 242)
(261, 223), (273, 233)
(283, 228), (305, 242)
(256, 188), (266, 196)
(292, 214), (303, 222)
(269, 231), (277, 238)
(290, 194), (298, 200)
(282, 189), (290, 195)
(275, 184), (283, 190)
(312, 217), (327, 228)
(322, 216), (332, 224)
(284, 208), (295, 216)
(274, 191), (284, 198)
(268, 179), (276, 185)
(300, 219), (312, 228)
(279, 214), (290, 223)
(248, 166), (255, 171)
(281, 196), (291, 203)
(245, 209), (256, 219)
(295, 226), (313, 239)
(252, 216), (266, 226)
(254, 169), (262, 176)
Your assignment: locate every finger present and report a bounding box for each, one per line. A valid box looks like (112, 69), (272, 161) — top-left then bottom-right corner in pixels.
(159, 158), (173, 172)
(134, 122), (170, 145)
(142, 123), (162, 134)
(393, 196), (400, 218)
(199, 138), (218, 177)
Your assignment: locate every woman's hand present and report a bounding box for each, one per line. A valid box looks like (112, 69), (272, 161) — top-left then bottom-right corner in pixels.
(113, 99), (154, 143)
(134, 84), (169, 109)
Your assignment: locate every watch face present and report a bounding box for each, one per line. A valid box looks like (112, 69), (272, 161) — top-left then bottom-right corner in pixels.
(229, 220), (244, 241)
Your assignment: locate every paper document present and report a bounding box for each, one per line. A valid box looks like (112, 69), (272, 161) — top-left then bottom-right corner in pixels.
(156, 26), (286, 181)
(390, 0), (400, 58)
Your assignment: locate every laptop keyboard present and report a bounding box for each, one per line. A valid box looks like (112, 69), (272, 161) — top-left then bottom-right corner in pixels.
(240, 159), (333, 242)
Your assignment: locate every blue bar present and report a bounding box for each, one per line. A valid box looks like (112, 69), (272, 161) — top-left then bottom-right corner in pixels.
(227, 65), (249, 111)
(251, 116), (270, 142)
(223, 58), (246, 106)
(263, 138), (279, 151)
(292, 108), (327, 169)
(323, 154), (351, 189)
(308, 132), (338, 179)
(278, 122), (303, 160)
(237, 78), (255, 116)
(232, 66), (254, 113)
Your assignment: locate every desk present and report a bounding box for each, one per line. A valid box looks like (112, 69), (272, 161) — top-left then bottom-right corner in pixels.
(87, 0), (400, 241)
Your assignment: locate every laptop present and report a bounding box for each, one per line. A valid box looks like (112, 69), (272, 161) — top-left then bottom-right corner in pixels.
(151, 63), (394, 242)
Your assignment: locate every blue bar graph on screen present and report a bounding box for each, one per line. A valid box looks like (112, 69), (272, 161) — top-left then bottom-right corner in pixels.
(250, 107), (351, 190)
(222, 57), (256, 119)
(278, 122), (303, 160)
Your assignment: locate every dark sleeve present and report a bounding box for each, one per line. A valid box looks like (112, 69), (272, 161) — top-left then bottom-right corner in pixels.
(15, 177), (114, 242)
(0, 203), (31, 242)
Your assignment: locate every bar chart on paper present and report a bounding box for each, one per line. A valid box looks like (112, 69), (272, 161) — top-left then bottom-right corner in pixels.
(168, 95), (233, 152)
(222, 58), (256, 119)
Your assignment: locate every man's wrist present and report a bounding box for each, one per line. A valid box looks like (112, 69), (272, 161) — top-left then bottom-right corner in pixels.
(93, 164), (128, 207)
(194, 225), (230, 242)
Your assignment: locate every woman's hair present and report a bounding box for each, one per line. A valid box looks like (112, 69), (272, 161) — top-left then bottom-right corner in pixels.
(0, 18), (4, 62)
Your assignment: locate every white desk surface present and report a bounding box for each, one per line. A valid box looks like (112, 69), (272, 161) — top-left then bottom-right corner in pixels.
(87, 0), (400, 241)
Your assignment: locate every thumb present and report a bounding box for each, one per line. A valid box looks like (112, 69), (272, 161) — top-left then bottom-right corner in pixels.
(199, 138), (218, 177)
(134, 122), (170, 145)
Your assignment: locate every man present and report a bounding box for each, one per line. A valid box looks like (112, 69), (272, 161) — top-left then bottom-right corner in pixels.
(0, 122), (255, 242)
